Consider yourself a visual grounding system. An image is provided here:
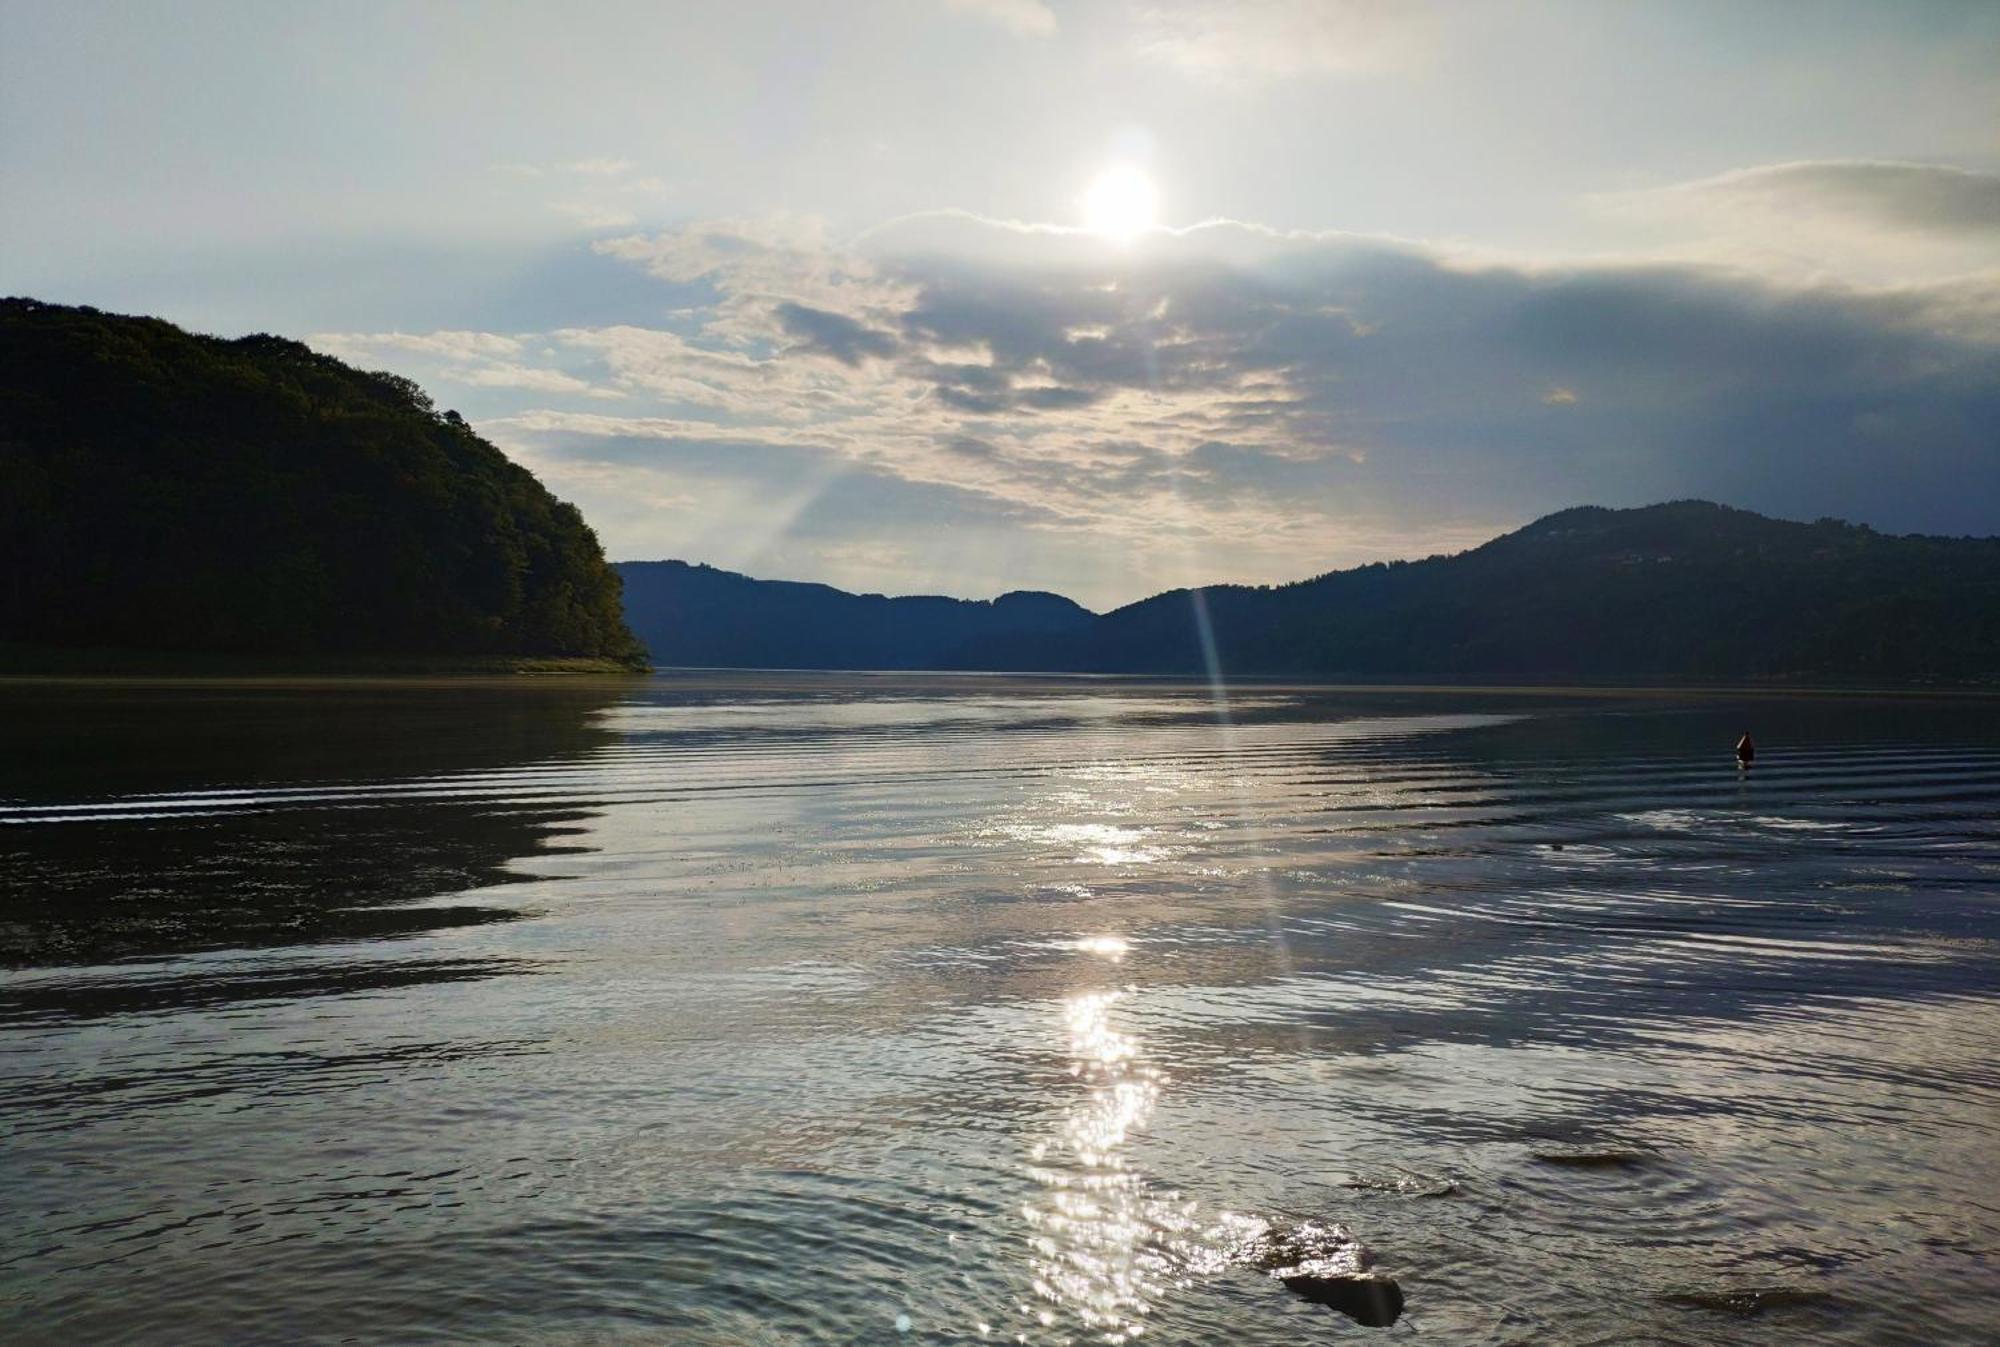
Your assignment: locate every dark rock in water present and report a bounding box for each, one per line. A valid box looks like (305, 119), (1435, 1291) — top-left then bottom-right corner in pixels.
(1340, 1167), (1459, 1198)
(1663, 1285), (1832, 1317)
(1279, 1272), (1406, 1326)
(1246, 1219), (1374, 1275)
(1530, 1145), (1656, 1168)
(1252, 1220), (1405, 1327)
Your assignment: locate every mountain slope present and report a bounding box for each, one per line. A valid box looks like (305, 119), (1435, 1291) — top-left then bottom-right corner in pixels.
(625, 503), (2000, 683)
(616, 560), (1094, 670)
(1068, 502), (2000, 681)
(0, 299), (646, 667)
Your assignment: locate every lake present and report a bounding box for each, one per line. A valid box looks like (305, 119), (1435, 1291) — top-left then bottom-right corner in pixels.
(3, 674), (1997, 1344)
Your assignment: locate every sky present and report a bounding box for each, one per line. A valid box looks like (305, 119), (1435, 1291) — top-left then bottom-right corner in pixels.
(3, 0), (1997, 609)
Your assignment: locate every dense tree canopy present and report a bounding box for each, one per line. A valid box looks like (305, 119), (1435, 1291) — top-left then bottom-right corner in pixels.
(0, 299), (645, 666)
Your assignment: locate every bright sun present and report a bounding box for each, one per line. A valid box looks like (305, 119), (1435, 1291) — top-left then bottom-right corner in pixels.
(1082, 165), (1159, 241)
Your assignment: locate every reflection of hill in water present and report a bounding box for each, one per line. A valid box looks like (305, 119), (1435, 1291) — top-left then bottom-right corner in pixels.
(0, 680), (626, 975)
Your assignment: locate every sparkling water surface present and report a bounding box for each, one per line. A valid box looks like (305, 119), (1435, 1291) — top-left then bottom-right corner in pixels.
(2, 674), (1997, 1345)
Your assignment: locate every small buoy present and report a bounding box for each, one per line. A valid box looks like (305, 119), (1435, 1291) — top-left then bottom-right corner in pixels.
(1735, 731), (1756, 765)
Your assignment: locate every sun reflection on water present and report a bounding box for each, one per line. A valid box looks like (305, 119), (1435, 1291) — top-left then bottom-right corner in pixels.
(1064, 935), (1130, 962)
(995, 822), (1166, 867)
(1017, 944), (1300, 1342)
(1025, 990), (1157, 1340)
(1021, 981), (1204, 1343)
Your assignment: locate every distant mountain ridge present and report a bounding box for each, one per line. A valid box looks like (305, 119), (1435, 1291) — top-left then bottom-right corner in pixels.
(616, 560), (1094, 670)
(619, 503), (2000, 683)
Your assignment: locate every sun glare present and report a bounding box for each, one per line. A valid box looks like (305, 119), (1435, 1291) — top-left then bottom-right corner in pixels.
(1082, 165), (1159, 242)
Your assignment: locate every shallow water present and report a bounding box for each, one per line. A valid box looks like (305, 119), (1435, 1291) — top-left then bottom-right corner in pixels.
(2, 674), (1997, 1344)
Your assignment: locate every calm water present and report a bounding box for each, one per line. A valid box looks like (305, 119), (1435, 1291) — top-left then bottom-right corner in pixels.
(3, 675), (1997, 1345)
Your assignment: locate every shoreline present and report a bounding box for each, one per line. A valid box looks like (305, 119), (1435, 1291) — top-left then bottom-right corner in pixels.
(3, 659), (1994, 699)
(632, 665), (2000, 699)
(0, 649), (651, 680)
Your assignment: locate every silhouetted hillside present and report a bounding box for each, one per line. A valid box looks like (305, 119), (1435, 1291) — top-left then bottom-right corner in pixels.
(616, 560), (1094, 669)
(1049, 502), (1999, 681)
(630, 504), (2000, 683)
(0, 299), (646, 668)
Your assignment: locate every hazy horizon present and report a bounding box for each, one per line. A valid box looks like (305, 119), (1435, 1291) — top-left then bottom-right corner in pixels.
(614, 496), (2000, 609)
(4, 0), (1997, 608)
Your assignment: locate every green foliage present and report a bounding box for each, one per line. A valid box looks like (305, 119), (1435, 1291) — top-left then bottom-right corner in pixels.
(0, 299), (647, 667)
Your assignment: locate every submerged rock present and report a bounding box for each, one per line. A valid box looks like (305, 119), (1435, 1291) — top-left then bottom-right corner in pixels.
(1530, 1145), (1657, 1168)
(1166, 1214), (1406, 1327)
(1251, 1220), (1405, 1328)
(1663, 1285), (1833, 1317)
(1340, 1167), (1460, 1198)
(1278, 1270), (1406, 1327)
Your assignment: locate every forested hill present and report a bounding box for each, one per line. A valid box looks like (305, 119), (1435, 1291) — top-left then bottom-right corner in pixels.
(616, 560), (1094, 670)
(1060, 502), (2000, 682)
(0, 299), (646, 668)
(628, 504), (2000, 684)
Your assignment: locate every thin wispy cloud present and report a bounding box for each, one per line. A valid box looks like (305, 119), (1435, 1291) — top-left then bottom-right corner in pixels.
(311, 330), (529, 361)
(1132, 0), (1439, 80)
(1650, 160), (2000, 238)
(551, 202), (640, 230)
(943, 0), (1059, 38)
(566, 157), (637, 177)
(1595, 160), (2000, 286)
(311, 329), (624, 401)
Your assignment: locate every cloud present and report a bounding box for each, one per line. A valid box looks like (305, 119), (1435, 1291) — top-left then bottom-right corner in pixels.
(486, 157), (677, 235)
(551, 202), (640, 230)
(493, 157), (642, 180)
(306, 330), (623, 401)
(337, 212), (2000, 600)
(943, 0), (1057, 37)
(310, 329), (527, 362)
(459, 363), (614, 395)
(565, 157), (636, 177)
(1598, 159), (2000, 285)
(774, 302), (899, 365)
(597, 215), (916, 347)
(1132, 0), (1436, 80)
(812, 538), (916, 574)
(551, 321), (900, 422)
(1662, 160), (2000, 238)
